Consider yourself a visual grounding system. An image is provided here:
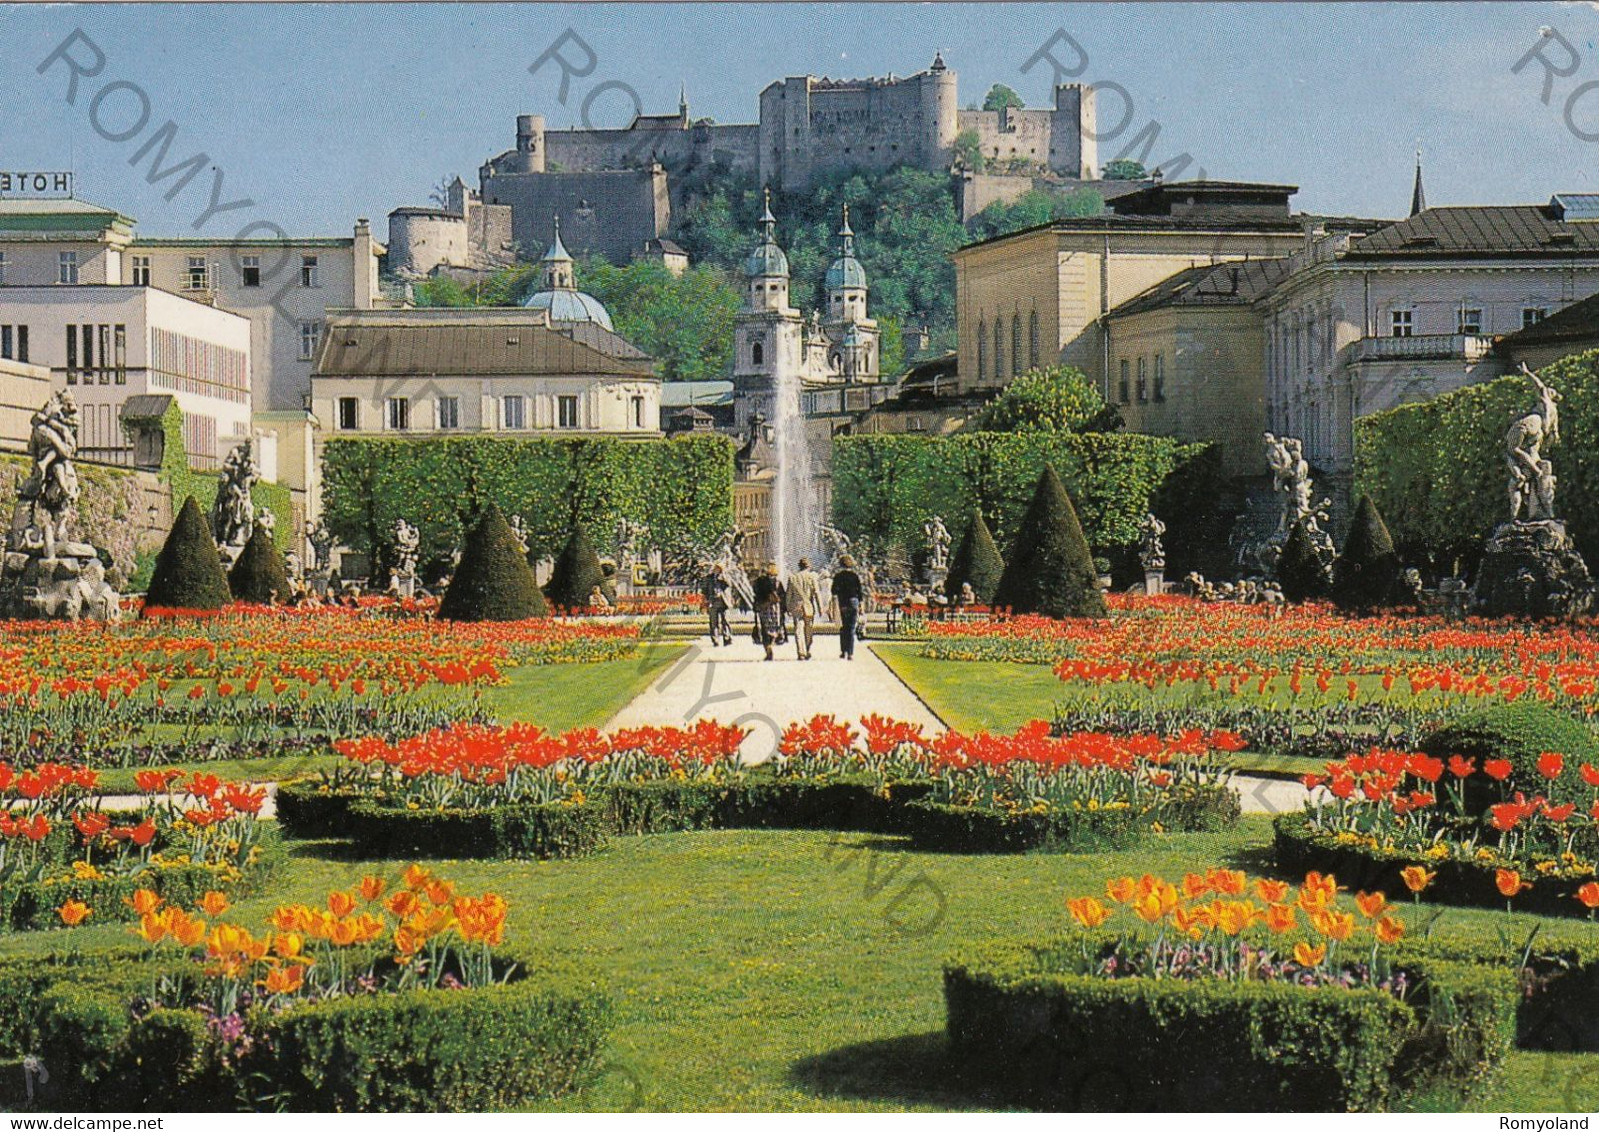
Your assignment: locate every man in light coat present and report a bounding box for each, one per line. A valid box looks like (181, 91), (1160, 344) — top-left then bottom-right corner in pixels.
(784, 557), (824, 660)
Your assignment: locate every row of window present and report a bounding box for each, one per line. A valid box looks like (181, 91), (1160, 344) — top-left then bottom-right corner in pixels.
(0, 250), (323, 289)
(62, 324), (129, 386)
(974, 311), (1041, 382)
(1387, 305), (1546, 338)
(336, 393), (646, 432)
(1117, 354), (1167, 405)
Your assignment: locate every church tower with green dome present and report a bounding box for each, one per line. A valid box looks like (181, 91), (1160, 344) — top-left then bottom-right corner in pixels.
(731, 189), (806, 432)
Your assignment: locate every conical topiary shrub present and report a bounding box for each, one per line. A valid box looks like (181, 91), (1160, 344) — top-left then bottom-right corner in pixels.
(992, 464), (1106, 619)
(1331, 495), (1402, 613)
(228, 523), (292, 604)
(944, 509), (1005, 604)
(144, 495), (231, 614)
(545, 524), (607, 611)
(1277, 519), (1331, 604)
(439, 504), (548, 622)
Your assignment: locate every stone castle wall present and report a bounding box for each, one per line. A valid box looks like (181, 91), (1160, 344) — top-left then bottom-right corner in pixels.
(481, 167), (671, 265)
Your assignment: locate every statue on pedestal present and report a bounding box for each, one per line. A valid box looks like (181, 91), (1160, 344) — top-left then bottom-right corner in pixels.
(1, 393), (122, 621)
(1138, 512), (1166, 572)
(922, 514), (951, 588)
(212, 440), (259, 566)
(1475, 367), (1590, 618)
(1257, 432), (1335, 578)
(390, 518), (420, 596)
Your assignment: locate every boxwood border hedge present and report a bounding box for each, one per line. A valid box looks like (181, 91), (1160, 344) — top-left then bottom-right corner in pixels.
(943, 935), (1515, 1112)
(1274, 812), (1598, 920)
(0, 948), (611, 1112)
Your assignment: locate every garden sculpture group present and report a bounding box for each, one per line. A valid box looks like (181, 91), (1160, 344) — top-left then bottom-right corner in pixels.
(390, 518), (421, 596)
(1139, 511), (1166, 593)
(211, 438), (259, 569)
(1473, 366), (1592, 618)
(1258, 432), (1335, 577)
(0, 392), (122, 621)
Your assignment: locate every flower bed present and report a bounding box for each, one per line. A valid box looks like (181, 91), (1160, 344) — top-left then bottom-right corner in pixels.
(0, 867), (610, 1111)
(286, 715), (1240, 857)
(944, 869), (1515, 1111)
(1280, 742), (1599, 918)
(1, 764), (273, 932)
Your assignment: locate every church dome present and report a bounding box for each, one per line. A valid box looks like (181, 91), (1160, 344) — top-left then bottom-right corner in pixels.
(825, 254), (867, 291)
(744, 190), (789, 279)
(523, 287), (614, 330)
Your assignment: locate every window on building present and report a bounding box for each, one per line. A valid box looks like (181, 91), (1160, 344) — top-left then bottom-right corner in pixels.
(1523, 307), (1549, 329)
(113, 325), (126, 385)
(64, 325), (77, 382)
(992, 320), (1004, 377)
(557, 395), (579, 429)
(387, 396), (410, 431)
(241, 255), (261, 288)
(752, 341), (763, 366)
(1458, 308), (1484, 335)
(0, 251), (7, 285)
(58, 251), (78, 285)
(976, 319), (986, 381)
(1011, 315), (1022, 376)
(436, 396), (460, 430)
(81, 325), (94, 375)
(1029, 310), (1039, 370)
(631, 395), (646, 429)
(1153, 353), (1166, 402)
(1118, 359), (1130, 404)
(336, 397), (358, 431)
(1390, 309), (1413, 338)
(298, 320), (322, 361)
(130, 255), (151, 286)
(1136, 356), (1148, 403)
(98, 325), (111, 385)
(300, 255), (319, 288)
(501, 395), (526, 430)
(0, 326), (13, 361)
(186, 256), (208, 291)
(18, 326), (29, 365)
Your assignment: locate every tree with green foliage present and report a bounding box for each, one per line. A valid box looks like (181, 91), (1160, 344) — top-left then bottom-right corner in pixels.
(439, 504), (548, 622)
(412, 265), (539, 308)
(968, 366), (1119, 434)
(571, 258), (741, 382)
(228, 523), (293, 604)
(545, 524), (607, 611)
(951, 129), (986, 172)
(969, 189), (1103, 239)
(144, 496), (231, 614)
(993, 465), (1106, 618)
(1101, 159), (1148, 181)
(1331, 495), (1403, 613)
(1277, 519), (1332, 604)
(983, 84), (1025, 111)
(945, 509), (1005, 603)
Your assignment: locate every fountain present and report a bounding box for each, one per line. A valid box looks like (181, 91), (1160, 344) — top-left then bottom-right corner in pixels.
(771, 363), (821, 569)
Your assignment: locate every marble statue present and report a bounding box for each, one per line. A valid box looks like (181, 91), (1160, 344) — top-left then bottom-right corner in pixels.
(1257, 432), (1335, 579)
(306, 521), (333, 574)
(1138, 512), (1166, 572)
(509, 514), (530, 556)
(211, 439), (259, 563)
(1505, 367), (1561, 522)
(392, 519), (420, 581)
(1, 393), (122, 621)
(923, 515), (951, 574)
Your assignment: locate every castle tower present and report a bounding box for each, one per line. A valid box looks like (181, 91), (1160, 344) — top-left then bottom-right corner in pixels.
(1050, 85), (1096, 179)
(921, 52), (959, 171)
(515, 114), (546, 174)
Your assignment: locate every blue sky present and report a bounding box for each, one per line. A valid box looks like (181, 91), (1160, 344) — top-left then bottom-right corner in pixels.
(1, 2), (1597, 238)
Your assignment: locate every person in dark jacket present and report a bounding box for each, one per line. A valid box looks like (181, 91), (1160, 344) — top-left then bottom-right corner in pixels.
(752, 562), (786, 661)
(700, 563), (732, 645)
(830, 554), (863, 660)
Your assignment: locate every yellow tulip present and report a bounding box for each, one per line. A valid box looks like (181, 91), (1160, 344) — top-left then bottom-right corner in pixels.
(1067, 896), (1112, 929)
(1293, 941), (1327, 967)
(1375, 916), (1406, 945)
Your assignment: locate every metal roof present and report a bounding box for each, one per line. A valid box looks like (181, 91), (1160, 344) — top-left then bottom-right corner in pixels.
(1552, 194), (1599, 221)
(1346, 205), (1599, 259)
(1104, 257), (1294, 320)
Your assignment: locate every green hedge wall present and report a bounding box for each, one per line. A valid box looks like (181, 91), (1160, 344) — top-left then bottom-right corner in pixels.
(321, 434), (734, 567)
(831, 431), (1215, 556)
(1354, 350), (1599, 567)
(944, 937), (1514, 1111)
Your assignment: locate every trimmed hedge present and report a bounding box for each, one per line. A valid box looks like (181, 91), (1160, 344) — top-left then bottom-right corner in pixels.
(546, 523), (607, 611)
(944, 936), (1514, 1111)
(1332, 495), (1403, 612)
(439, 503), (549, 622)
(903, 784), (1238, 854)
(1419, 701), (1599, 810)
(275, 780), (363, 837)
(944, 509), (1005, 604)
(992, 464), (1106, 619)
(228, 522), (293, 603)
(0, 950), (611, 1112)
(144, 495), (231, 612)
(342, 797), (609, 860)
(320, 433), (734, 570)
(1273, 812), (1599, 919)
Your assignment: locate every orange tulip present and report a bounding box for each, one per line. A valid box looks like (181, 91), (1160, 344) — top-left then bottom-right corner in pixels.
(1292, 941), (1326, 967)
(1354, 891), (1387, 919)
(360, 875), (386, 902)
(403, 864), (431, 891)
(126, 889), (162, 916)
(273, 932), (306, 960)
(1255, 879), (1291, 905)
(171, 913), (207, 948)
(1206, 869), (1247, 897)
(58, 900), (91, 926)
(1265, 904), (1297, 934)
(1215, 901), (1258, 936)
(330, 918), (359, 947)
(1105, 876), (1138, 904)
(1310, 909), (1355, 941)
(135, 911), (168, 944)
(263, 964), (305, 995)
(1375, 916), (1406, 944)
(1132, 891), (1168, 924)
(197, 891), (230, 917)
(386, 890), (420, 918)
(1181, 873), (1211, 900)
(1400, 866), (1435, 895)
(1575, 882), (1599, 911)
(1496, 869), (1529, 898)
(1067, 896), (1112, 929)
(328, 890), (358, 918)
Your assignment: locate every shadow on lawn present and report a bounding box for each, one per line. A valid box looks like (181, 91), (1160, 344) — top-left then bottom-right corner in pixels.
(788, 1031), (1026, 1112)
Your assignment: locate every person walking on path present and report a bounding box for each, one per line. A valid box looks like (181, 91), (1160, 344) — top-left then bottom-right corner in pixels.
(785, 556), (823, 660)
(753, 562), (787, 661)
(700, 563), (733, 646)
(831, 554), (863, 661)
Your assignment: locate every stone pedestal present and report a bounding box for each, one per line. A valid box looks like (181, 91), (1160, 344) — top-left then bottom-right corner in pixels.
(1143, 569), (1165, 596)
(1473, 519), (1592, 620)
(1, 541), (122, 622)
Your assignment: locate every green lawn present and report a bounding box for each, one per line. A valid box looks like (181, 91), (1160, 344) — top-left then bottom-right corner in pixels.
(90, 644), (686, 792)
(19, 816), (1598, 1112)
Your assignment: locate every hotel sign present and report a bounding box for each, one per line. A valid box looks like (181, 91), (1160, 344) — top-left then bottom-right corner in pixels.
(0, 171), (73, 197)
